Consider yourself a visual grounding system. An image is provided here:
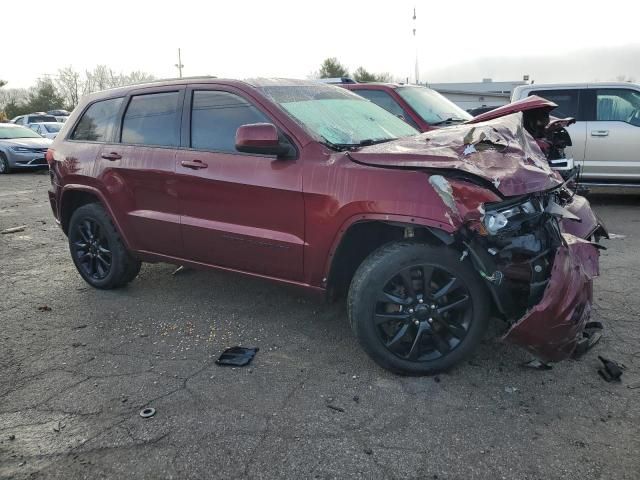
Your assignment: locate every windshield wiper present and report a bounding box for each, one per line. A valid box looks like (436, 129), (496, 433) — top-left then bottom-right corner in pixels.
(432, 117), (467, 126)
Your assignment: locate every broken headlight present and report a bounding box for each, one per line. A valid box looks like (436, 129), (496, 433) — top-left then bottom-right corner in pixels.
(483, 199), (541, 235)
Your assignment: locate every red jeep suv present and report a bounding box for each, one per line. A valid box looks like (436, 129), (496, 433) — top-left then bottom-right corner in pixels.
(47, 78), (605, 375)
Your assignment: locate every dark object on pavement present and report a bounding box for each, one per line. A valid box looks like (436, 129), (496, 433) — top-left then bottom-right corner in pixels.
(598, 356), (624, 382)
(37, 305), (52, 312)
(574, 321), (603, 358)
(327, 404), (345, 413)
(522, 359), (553, 370)
(140, 407), (156, 418)
(215, 346), (259, 367)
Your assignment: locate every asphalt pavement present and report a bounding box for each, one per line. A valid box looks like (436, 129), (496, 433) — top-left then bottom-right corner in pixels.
(1, 172), (639, 479)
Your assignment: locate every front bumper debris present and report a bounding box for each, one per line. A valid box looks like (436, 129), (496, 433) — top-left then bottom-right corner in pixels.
(502, 234), (600, 362)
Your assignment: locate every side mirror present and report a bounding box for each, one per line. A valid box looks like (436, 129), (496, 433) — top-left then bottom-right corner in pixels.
(235, 123), (290, 157)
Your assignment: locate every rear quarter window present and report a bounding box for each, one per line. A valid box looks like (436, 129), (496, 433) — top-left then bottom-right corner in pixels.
(71, 98), (124, 142)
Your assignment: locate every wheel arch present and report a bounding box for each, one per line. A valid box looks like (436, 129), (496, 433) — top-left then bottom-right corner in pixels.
(325, 214), (456, 301)
(59, 185), (133, 250)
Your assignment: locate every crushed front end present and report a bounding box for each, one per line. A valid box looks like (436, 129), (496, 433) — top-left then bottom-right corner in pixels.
(454, 186), (602, 362)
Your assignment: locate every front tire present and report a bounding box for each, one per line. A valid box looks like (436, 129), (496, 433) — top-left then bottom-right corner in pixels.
(68, 203), (141, 289)
(0, 153), (11, 174)
(348, 242), (489, 375)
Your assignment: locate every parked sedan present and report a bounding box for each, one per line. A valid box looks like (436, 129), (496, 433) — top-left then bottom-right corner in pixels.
(28, 122), (63, 139)
(0, 124), (52, 173)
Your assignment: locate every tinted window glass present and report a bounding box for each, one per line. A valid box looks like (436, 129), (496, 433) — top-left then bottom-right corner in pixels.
(121, 92), (180, 146)
(28, 115), (57, 123)
(596, 89), (640, 125)
(529, 89), (580, 118)
(191, 91), (269, 152)
(71, 97), (123, 142)
(355, 89), (420, 129)
(356, 89), (404, 116)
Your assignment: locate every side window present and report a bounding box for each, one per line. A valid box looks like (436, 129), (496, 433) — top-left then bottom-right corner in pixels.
(355, 89), (420, 129)
(121, 92), (181, 146)
(529, 89), (580, 119)
(190, 90), (269, 153)
(29, 125), (39, 133)
(71, 97), (123, 142)
(596, 89), (640, 126)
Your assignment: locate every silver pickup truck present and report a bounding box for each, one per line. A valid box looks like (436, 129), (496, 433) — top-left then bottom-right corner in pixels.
(511, 82), (640, 185)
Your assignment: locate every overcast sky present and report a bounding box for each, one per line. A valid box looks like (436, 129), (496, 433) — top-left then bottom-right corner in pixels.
(2, 0), (639, 88)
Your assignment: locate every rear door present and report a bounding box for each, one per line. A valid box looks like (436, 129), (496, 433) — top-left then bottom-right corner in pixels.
(583, 87), (640, 181)
(528, 88), (586, 164)
(96, 87), (184, 257)
(176, 86), (305, 281)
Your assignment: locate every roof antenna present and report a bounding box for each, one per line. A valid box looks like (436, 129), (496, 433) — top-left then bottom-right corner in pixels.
(413, 7), (419, 85)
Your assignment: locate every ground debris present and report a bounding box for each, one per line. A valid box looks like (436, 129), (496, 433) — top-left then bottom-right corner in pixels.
(1, 225), (26, 234)
(327, 404), (345, 413)
(140, 407), (156, 418)
(37, 305), (52, 312)
(522, 359), (553, 370)
(598, 356), (625, 382)
(215, 346), (258, 367)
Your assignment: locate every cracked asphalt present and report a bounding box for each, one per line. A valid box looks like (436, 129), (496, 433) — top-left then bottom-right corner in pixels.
(1, 172), (639, 480)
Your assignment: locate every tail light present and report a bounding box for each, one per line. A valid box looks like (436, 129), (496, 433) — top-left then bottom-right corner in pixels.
(45, 148), (55, 166)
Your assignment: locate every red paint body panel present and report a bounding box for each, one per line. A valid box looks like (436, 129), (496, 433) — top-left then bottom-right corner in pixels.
(561, 193), (607, 239)
(502, 234), (600, 362)
(468, 95), (557, 124)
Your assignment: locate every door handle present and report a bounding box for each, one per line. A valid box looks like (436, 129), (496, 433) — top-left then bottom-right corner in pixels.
(590, 130), (609, 137)
(181, 159), (208, 169)
(101, 152), (122, 160)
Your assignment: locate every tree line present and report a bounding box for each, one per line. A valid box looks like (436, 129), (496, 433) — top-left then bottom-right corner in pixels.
(316, 57), (394, 82)
(0, 66), (154, 120)
(0, 57), (394, 120)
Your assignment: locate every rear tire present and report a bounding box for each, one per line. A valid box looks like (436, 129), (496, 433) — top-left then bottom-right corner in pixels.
(0, 153), (11, 174)
(348, 241), (489, 375)
(68, 203), (141, 289)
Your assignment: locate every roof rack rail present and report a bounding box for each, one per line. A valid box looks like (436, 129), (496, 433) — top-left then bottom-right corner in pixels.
(315, 77), (357, 85)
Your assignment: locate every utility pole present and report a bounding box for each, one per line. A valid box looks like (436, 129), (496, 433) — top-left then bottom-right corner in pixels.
(413, 7), (419, 85)
(175, 48), (184, 78)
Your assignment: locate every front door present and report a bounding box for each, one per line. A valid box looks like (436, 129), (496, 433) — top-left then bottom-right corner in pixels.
(176, 87), (305, 282)
(583, 88), (640, 181)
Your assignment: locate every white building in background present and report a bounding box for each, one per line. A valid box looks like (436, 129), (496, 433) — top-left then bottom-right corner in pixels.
(427, 78), (528, 111)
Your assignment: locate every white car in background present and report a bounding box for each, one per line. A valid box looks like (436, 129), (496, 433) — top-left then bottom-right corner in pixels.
(512, 82), (640, 185)
(28, 122), (63, 139)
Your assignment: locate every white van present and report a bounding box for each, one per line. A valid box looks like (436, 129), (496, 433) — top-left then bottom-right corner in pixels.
(511, 82), (640, 184)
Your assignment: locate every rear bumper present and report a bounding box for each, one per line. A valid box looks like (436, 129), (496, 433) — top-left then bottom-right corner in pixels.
(502, 234), (600, 362)
(48, 190), (60, 224)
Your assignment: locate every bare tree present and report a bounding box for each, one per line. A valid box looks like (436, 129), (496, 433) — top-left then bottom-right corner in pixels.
(56, 66), (84, 109)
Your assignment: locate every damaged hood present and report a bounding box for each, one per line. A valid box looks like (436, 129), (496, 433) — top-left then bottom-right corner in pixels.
(348, 112), (563, 197)
(467, 95), (556, 123)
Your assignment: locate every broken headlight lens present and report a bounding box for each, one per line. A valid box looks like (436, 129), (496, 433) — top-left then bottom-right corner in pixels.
(483, 199), (540, 235)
